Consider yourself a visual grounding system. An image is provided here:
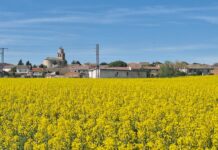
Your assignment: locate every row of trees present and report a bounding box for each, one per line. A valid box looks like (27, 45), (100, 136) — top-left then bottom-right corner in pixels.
(18, 60), (32, 66)
(18, 59), (81, 68)
(17, 59), (128, 68)
(18, 60), (46, 68)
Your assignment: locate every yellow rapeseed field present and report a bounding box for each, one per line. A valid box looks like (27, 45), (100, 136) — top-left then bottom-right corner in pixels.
(0, 76), (218, 149)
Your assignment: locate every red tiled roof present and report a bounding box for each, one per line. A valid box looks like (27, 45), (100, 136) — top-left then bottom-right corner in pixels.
(32, 68), (45, 72)
(89, 66), (160, 71)
(0, 63), (14, 67)
(186, 65), (213, 69)
(70, 65), (95, 70)
(100, 67), (131, 71)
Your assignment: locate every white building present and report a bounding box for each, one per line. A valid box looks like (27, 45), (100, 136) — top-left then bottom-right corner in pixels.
(3, 64), (15, 72)
(16, 65), (30, 74)
(179, 64), (213, 75)
(70, 65), (95, 78)
(88, 66), (159, 78)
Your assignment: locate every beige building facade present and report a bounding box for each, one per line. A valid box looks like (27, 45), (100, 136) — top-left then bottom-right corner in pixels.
(43, 47), (67, 68)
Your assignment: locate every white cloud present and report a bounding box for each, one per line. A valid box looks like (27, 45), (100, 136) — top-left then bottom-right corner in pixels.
(0, 38), (15, 45)
(190, 56), (218, 64)
(107, 6), (218, 17)
(1, 5), (218, 28)
(0, 16), (123, 28)
(101, 43), (218, 56)
(191, 16), (218, 24)
(148, 44), (218, 52)
(6, 50), (49, 56)
(0, 33), (79, 47)
(0, 12), (23, 17)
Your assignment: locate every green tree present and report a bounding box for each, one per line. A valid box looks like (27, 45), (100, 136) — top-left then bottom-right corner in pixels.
(26, 60), (32, 66)
(71, 60), (81, 65)
(153, 61), (162, 65)
(175, 70), (187, 76)
(33, 64), (37, 68)
(84, 62), (90, 65)
(39, 64), (47, 68)
(159, 61), (186, 77)
(18, 59), (24, 65)
(109, 60), (127, 67)
(63, 60), (68, 65)
(159, 61), (176, 77)
(100, 62), (108, 65)
(10, 67), (17, 77)
(53, 61), (57, 65)
(175, 61), (188, 69)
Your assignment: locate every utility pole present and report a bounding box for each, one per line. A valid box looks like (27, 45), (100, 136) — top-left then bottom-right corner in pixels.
(96, 44), (100, 78)
(0, 48), (8, 77)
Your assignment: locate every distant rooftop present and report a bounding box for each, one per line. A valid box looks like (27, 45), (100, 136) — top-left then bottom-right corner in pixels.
(32, 68), (45, 72)
(187, 64), (213, 69)
(45, 57), (63, 61)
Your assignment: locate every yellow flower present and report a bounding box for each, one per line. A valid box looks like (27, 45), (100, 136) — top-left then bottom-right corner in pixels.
(0, 76), (217, 149)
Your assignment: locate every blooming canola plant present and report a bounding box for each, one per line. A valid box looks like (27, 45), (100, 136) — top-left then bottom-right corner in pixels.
(0, 77), (218, 149)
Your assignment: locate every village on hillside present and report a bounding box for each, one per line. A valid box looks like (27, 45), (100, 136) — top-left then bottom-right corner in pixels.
(0, 47), (218, 78)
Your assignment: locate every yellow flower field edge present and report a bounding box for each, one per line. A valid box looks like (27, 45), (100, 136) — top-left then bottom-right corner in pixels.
(0, 76), (218, 149)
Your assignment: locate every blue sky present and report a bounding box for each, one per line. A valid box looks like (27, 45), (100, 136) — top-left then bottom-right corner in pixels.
(1, 0), (218, 65)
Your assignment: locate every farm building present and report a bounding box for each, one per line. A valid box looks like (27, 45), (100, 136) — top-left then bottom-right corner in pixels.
(69, 64), (95, 78)
(88, 66), (159, 78)
(16, 65), (32, 77)
(2, 64), (15, 72)
(16, 65), (31, 74)
(179, 64), (213, 75)
(31, 68), (45, 77)
(211, 67), (218, 75)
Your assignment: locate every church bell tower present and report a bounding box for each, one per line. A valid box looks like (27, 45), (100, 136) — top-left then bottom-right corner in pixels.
(57, 47), (65, 61)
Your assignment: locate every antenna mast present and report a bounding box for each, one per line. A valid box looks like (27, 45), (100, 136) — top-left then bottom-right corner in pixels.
(0, 48), (8, 77)
(96, 44), (100, 78)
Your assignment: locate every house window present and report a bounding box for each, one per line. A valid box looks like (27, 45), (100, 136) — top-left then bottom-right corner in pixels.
(127, 72), (129, 77)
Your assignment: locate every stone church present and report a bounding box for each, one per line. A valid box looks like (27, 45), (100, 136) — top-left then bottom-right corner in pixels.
(43, 47), (67, 68)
